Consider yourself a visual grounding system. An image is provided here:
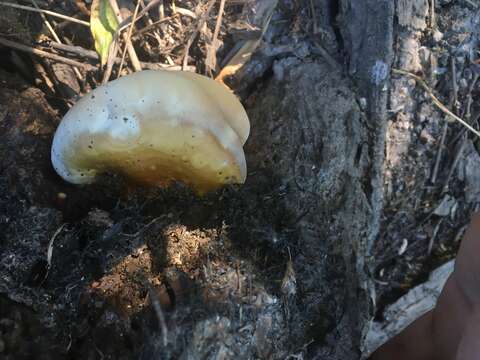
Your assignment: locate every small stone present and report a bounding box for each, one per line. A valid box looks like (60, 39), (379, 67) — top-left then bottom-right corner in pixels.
(273, 61), (285, 81)
(419, 128), (434, 144)
(398, 238), (408, 256)
(458, 78), (469, 90)
(433, 195), (457, 217)
(358, 97), (367, 111)
(432, 29), (444, 42)
(433, 67), (448, 75)
(456, 55), (466, 65)
(463, 68), (473, 81)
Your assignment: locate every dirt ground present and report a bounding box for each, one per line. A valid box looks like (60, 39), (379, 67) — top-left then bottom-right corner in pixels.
(1, 0), (480, 359)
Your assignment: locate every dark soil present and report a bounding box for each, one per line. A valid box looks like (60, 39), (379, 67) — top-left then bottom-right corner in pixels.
(0, 58), (364, 359)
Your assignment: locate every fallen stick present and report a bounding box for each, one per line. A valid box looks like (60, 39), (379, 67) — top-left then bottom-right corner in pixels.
(0, 1), (89, 26)
(0, 37), (96, 71)
(392, 68), (480, 139)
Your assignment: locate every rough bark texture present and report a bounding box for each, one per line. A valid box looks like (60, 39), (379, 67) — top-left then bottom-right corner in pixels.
(338, 1), (395, 356)
(246, 59), (372, 357)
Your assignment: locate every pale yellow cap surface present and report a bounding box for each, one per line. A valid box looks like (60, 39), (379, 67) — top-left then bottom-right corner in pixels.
(51, 70), (249, 193)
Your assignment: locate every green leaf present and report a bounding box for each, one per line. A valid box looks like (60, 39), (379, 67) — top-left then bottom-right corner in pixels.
(90, 0), (119, 66)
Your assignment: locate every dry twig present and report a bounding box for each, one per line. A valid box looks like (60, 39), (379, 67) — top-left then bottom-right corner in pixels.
(148, 285), (169, 346)
(29, 0), (84, 80)
(392, 68), (480, 139)
(0, 37), (96, 71)
(212, 1), (225, 40)
(43, 223), (67, 284)
(215, 0), (277, 82)
(159, 0), (165, 19)
(175, 6), (197, 18)
(102, 37), (119, 84)
(451, 57), (459, 112)
(47, 224), (66, 270)
(430, 0), (436, 28)
(431, 57), (456, 184)
(441, 72), (479, 192)
(428, 218), (443, 254)
(31, 0), (61, 42)
(108, 0), (142, 72)
(138, 0), (162, 45)
(118, 0), (141, 77)
(312, 40), (339, 69)
(131, 14), (178, 38)
(0, 1), (90, 26)
(44, 41), (193, 71)
(206, 0), (226, 74)
(183, 0), (216, 71)
(431, 122), (448, 184)
(442, 132), (467, 193)
(117, 0), (162, 32)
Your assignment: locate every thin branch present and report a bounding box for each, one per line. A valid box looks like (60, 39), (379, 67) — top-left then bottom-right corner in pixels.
(431, 57), (456, 184)
(465, 73), (478, 119)
(0, 37), (96, 71)
(212, 0), (226, 48)
(451, 57), (458, 112)
(44, 41), (193, 71)
(43, 223), (67, 284)
(116, 0), (161, 32)
(31, 0), (61, 42)
(118, 0), (141, 77)
(174, 7), (197, 19)
(183, 0), (216, 70)
(392, 68), (480, 139)
(442, 133), (467, 193)
(47, 224), (67, 270)
(102, 35), (119, 84)
(30, 0), (83, 80)
(148, 285), (169, 346)
(108, 0), (142, 72)
(0, 1), (90, 26)
(46, 41), (99, 59)
(138, 0), (162, 45)
(131, 14), (178, 39)
(430, 0), (435, 28)
(312, 40), (340, 69)
(441, 72), (479, 192)
(206, 0), (225, 74)
(431, 122), (448, 184)
(428, 218), (443, 255)
(122, 216), (164, 238)
(159, 0), (164, 19)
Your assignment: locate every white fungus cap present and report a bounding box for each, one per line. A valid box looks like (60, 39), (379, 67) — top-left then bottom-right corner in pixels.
(51, 70), (250, 193)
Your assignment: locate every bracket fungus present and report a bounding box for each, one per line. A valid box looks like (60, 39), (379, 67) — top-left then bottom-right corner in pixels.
(51, 70), (250, 193)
